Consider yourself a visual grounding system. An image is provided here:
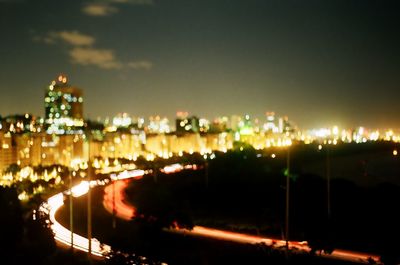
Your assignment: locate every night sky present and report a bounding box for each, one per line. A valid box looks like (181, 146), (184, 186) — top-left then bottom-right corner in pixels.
(0, 0), (399, 129)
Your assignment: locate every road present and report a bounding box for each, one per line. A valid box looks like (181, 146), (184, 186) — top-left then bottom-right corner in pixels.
(39, 163), (381, 263)
(39, 180), (111, 257)
(38, 169), (145, 257)
(102, 165), (381, 264)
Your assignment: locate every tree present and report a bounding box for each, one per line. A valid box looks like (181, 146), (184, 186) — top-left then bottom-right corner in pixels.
(23, 213), (57, 261)
(0, 186), (23, 259)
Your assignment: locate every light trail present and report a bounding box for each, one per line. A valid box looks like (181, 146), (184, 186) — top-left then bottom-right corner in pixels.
(101, 163), (382, 264)
(38, 169), (146, 257)
(39, 189), (111, 257)
(102, 180), (310, 252)
(161, 163), (184, 174)
(103, 180), (135, 220)
(39, 162), (381, 264)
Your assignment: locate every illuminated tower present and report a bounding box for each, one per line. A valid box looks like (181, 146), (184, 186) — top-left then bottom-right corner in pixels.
(44, 74), (84, 134)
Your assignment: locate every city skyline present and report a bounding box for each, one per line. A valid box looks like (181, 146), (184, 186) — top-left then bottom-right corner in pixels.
(1, 0), (399, 129)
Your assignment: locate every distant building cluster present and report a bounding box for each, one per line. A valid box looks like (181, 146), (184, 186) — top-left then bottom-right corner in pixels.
(1, 74), (400, 175)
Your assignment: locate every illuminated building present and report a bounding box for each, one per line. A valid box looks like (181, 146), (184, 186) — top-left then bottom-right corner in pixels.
(147, 116), (170, 134)
(176, 112), (200, 133)
(264, 112), (278, 133)
(0, 132), (16, 172)
(146, 133), (205, 155)
(106, 114), (145, 133)
(282, 116), (295, 134)
(45, 74), (84, 134)
(88, 131), (143, 160)
(239, 114), (254, 135)
(209, 116), (228, 133)
(199, 118), (210, 133)
(278, 117), (284, 133)
(0, 114), (41, 134)
(112, 113), (132, 128)
(203, 132), (233, 152)
(230, 115), (242, 131)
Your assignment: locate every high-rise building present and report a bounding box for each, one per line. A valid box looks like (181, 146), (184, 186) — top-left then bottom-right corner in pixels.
(44, 74), (84, 134)
(264, 112), (278, 133)
(175, 112), (199, 133)
(148, 116), (170, 134)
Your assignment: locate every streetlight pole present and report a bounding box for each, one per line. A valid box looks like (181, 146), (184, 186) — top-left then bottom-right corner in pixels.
(326, 145), (331, 219)
(87, 139), (92, 259)
(87, 166), (92, 258)
(285, 146), (290, 253)
(205, 158), (209, 188)
(69, 171), (74, 252)
(112, 180), (116, 229)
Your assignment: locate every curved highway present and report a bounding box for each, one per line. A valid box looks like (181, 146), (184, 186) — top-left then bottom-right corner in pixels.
(103, 164), (382, 264)
(39, 180), (111, 257)
(39, 163), (381, 264)
(38, 169), (145, 257)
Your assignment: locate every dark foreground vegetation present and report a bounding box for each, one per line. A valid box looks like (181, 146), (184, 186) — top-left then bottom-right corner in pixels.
(57, 186), (362, 265)
(124, 141), (400, 265)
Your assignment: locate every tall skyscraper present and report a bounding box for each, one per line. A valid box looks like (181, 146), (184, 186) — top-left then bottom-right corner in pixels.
(44, 74), (84, 134)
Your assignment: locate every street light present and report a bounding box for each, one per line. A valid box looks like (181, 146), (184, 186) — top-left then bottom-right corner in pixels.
(206, 160), (209, 188)
(112, 179), (116, 229)
(326, 144), (331, 219)
(85, 138), (95, 258)
(204, 155), (209, 188)
(285, 146), (290, 254)
(69, 170), (75, 252)
(87, 162), (92, 258)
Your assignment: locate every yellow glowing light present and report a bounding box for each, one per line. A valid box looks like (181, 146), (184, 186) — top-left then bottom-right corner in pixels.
(93, 159), (100, 169)
(271, 153), (276, 158)
(18, 192), (29, 201)
(318, 144), (322, 150)
(393, 150), (398, 156)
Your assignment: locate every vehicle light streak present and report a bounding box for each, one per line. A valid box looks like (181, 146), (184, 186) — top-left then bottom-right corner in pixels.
(329, 249), (380, 264)
(39, 185), (111, 257)
(70, 181), (89, 197)
(161, 163), (198, 174)
(37, 167), (150, 257)
(161, 163), (184, 174)
(39, 162), (380, 265)
(110, 169), (145, 180)
(102, 163), (382, 265)
(103, 180), (135, 220)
